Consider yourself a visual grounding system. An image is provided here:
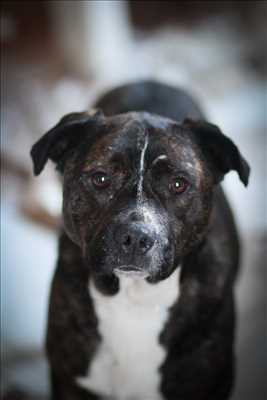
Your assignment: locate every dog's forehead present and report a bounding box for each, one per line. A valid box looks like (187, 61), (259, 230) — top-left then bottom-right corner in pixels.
(83, 112), (201, 171)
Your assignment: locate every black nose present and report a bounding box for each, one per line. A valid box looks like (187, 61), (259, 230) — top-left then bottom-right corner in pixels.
(115, 223), (155, 256)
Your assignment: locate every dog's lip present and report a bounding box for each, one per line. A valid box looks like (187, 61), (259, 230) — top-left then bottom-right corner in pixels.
(114, 265), (149, 278)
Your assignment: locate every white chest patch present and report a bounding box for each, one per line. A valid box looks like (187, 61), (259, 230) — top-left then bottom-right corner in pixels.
(77, 268), (180, 400)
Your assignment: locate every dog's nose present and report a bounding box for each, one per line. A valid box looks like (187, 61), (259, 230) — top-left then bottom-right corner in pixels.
(115, 223), (155, 255)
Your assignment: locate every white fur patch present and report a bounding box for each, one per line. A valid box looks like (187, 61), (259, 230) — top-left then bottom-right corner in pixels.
(137, 135), (149, 204)
(138, 204), (166, 236)
(77, 268), (181, 400)
(151, 154), (168, 166)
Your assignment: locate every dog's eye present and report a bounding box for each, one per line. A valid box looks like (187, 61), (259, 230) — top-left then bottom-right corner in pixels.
(91, 172), (111, 189)
(169, 177), (188, 194)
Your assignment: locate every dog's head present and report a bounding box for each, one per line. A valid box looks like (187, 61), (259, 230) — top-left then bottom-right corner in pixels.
(31, 110), (250, 294)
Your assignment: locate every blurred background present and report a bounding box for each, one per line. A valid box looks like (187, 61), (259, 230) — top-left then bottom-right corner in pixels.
(1, 1), (266, 399)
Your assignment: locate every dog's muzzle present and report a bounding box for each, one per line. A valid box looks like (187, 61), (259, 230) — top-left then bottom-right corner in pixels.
(114, 222), (156, 273)
(88, 204), (175, 285)
(115, 222), (155, 255)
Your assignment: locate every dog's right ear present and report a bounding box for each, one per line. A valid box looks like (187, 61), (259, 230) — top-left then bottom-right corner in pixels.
(30, 109), (104, 175)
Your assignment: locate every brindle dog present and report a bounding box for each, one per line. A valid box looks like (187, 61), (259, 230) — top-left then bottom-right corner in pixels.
(31, 81), (250, 400)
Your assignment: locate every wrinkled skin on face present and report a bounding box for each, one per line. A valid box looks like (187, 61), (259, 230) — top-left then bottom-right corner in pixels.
(61, 112), (214, 294)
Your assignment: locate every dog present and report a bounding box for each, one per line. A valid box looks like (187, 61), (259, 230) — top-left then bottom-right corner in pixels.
(31, 80), (250, 400)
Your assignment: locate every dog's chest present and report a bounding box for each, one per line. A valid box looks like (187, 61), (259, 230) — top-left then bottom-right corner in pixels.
(77, 269), (180, 400)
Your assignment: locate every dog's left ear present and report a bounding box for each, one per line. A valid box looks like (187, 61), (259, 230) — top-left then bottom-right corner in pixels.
(183, 119), (250, 186)
(31, 109), (104, 176)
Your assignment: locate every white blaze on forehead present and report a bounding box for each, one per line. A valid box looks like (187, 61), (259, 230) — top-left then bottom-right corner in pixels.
(135, 139), (167, 238)
(137, 135), (149, 203)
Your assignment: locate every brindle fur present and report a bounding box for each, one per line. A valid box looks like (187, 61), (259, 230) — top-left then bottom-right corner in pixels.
(31, 81), (250, 400)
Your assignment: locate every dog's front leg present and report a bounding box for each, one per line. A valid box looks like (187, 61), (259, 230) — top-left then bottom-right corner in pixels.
(50, 370), (100, 400)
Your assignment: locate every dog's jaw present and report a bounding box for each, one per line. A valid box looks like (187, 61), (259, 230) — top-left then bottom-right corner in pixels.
(77, 267), (181, 399)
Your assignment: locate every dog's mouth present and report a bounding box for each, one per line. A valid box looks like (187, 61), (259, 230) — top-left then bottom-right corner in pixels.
(114, 265), (149, 278)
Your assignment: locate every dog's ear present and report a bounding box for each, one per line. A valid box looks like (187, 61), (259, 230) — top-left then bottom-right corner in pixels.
(183, 119), (250, 186)
(31, 109), (104, 175)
